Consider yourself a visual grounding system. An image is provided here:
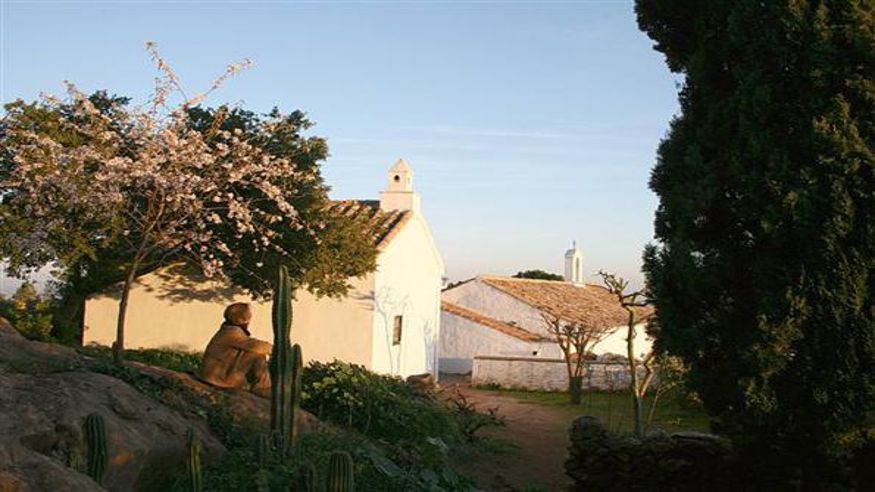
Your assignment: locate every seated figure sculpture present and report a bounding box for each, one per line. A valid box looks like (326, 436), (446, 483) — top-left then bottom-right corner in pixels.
(197, 302), (272, 397)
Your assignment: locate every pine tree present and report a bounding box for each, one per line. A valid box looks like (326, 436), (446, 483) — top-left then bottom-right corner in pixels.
(638, 0), (874, 486)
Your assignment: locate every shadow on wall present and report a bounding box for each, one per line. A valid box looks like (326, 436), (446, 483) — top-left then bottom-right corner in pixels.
(94, 264), (252, 304)
(152, 264), (246, 303)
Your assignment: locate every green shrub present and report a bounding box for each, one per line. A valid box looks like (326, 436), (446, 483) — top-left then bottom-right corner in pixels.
(300, 361), (472, 490)
(0, 283), (55, 342)
(81, 344), (202, 373)
(199, 427), (472, 492)
(302, 360), (459, 444)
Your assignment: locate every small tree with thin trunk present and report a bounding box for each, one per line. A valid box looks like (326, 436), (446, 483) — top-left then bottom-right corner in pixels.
(541, 313), (615, 405)
(598, 271), (654, 437)
(1, 44), (320, 363)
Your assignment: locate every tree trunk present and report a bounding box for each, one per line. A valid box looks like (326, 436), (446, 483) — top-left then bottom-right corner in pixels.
(113, 263), (139, 365)
(627, 315), (643, 437)
(54, 288), (87, 343)
(569, 376), (583, 405)
(646, 388), (663, 429)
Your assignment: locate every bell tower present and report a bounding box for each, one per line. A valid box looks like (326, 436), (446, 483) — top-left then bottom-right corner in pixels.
(380, 158), (420, 213)
(564, 241), (584, 286)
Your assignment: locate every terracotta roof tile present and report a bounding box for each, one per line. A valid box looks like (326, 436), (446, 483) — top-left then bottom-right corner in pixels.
(327, 200), (411, 250)
(478, 276), (653, 329)
(442, 300), (548, 342)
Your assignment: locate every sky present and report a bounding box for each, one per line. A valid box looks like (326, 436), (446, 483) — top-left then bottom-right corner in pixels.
(0, 0), (680, 293)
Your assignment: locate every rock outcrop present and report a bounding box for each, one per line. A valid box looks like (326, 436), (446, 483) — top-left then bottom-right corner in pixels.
(0, 317), (225, 491)
(127, 360), (320, 433)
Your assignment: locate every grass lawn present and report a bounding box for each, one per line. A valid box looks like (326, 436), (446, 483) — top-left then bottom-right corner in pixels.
(476, 386), (711, 433)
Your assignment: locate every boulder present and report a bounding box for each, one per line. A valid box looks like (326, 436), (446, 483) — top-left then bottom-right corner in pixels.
(0, 317), (22, 340)
(406, 373), (436, 394)
(0, 324), (225, 491)
(127, 361), (320, 434)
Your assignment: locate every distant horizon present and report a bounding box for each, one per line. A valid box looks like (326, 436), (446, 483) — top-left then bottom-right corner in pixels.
(1, 1), (678, 294)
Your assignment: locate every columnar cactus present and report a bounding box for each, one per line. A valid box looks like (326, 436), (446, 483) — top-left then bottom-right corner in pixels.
(295, 461), (317, 492)
(187, 429), (203, 492)
(289, 342), (303, 451)
(256, 434), (270, 470)
(270, 264), (294, 454)
(84, 413), (107, 485)
(326, 451), (354, 492)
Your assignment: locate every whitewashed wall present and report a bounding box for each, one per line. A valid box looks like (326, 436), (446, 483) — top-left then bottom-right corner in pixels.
(83, 266), (376, 367)
(439, 311), (562, 373)
(370, 214), (444, 378)
(597, 324), (652, 358)
(442, 279), (652, 358)
(472, 356), (640, 391)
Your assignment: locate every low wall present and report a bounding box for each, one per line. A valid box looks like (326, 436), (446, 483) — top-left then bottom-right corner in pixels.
(472, 355), (638, 391)
(566, 416), (733, 490)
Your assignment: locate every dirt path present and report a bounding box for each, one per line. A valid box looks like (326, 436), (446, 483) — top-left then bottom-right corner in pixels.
(445, 377), (576, 491)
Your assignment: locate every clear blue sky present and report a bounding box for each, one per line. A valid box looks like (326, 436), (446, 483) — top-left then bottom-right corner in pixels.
(1, 0), (679, 292)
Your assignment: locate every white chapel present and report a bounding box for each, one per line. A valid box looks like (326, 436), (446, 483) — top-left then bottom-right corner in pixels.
(83, 160), (446, 378)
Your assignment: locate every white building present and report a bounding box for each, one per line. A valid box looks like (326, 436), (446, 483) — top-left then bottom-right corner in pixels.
(84, 159), (445, 378)
(439, 243), (652, 374)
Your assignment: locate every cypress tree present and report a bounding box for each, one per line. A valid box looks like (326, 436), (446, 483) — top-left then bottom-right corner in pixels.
(637, 0), (874, 486)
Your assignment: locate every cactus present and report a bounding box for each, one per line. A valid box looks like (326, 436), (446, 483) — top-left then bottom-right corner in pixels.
(270, 264), (294, 454)
(187, 429), (203, 492)
(256, 433), (270, 470)
(84, 413), (108, 485)
(326, 451), (354, 492)
(289, 342), (304, 451)
(295, 461), (317, 492)
(270, 265), (306, 455)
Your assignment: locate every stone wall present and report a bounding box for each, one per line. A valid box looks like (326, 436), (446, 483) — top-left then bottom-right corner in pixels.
(565, 416), (733, 491)
(472, 355), (638, 391)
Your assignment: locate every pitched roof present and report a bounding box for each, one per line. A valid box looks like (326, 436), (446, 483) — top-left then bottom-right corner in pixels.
(327, 200), (412, 250)
(441, 300), (548, 342)
(389, 158), (411, 173)
(478, 276), (653, 329)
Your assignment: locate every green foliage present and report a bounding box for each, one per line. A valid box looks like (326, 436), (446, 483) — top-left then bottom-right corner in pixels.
(300, 361), (472, 490)
(183, 105), (379, 300)
(302, 360), (458, 443)
(512, 270), (564, 281)
(326, 451), (355, 492)
(447, 388), (506, 442)
(637, 0), (874, 486)
(203, 426), (471, 492)
(186, 429), (203, 492)
(80, 345), (202, 373)
(0, 283), (55, 341)
(84, 413), (108, 486)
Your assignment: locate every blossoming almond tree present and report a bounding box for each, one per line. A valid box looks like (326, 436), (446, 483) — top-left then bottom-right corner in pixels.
(2, 44), (323, 363)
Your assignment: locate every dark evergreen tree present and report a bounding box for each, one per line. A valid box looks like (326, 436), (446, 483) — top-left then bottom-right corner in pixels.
(512, 269), (564, 281)
(637, 0), (874, 487)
